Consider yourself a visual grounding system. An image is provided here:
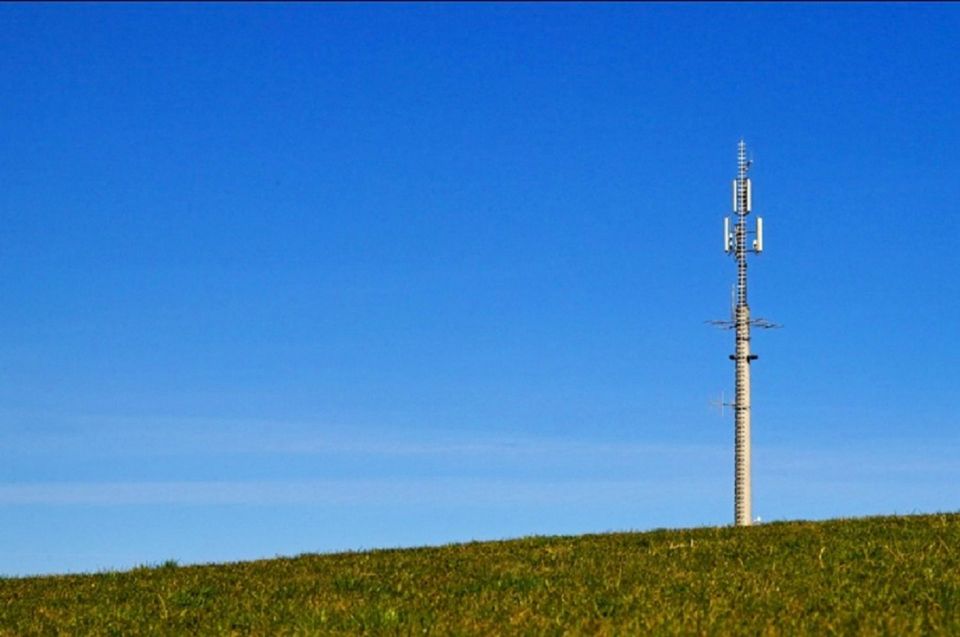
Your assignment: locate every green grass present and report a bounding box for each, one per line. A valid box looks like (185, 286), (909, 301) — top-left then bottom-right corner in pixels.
(2, 513), (960, 635)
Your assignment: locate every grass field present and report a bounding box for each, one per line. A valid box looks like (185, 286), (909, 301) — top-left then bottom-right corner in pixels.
(2, 512), (959, 635)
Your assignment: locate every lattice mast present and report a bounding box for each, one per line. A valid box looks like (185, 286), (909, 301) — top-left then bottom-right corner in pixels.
(724, 140), (764, 527)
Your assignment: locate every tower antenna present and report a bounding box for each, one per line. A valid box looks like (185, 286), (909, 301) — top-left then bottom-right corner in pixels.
(708, 140), (779, 526)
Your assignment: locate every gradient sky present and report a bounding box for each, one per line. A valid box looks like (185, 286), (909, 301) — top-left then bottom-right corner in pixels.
(1, 3), (958, 576)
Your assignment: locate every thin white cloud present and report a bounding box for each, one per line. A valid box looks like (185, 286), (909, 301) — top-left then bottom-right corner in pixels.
(0, 412), (727, 460)
(0, 478), (716, 506)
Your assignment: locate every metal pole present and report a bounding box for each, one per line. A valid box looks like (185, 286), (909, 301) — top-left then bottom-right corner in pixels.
(733, 140), (752, 527)
(713, 141), (775, 527)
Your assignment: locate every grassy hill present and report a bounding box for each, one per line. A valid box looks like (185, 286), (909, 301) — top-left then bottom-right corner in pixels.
(2, 513), (959, 635)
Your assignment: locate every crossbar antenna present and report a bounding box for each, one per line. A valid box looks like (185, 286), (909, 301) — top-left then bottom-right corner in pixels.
(707, 140), (780, 527)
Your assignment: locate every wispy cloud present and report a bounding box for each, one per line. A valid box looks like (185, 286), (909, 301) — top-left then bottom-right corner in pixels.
(0, 478), (715, 506)
(0, 412), (725, 459)
(3, 413), (957, 513)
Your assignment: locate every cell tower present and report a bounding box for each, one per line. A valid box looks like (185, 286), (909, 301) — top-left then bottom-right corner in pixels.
(710, 140), (777, 527)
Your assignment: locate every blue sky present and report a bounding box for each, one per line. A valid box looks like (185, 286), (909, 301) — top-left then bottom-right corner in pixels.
(0, 3), (958, 576)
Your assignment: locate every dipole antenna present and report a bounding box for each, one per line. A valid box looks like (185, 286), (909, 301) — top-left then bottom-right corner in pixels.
(707, 140), (779, 527)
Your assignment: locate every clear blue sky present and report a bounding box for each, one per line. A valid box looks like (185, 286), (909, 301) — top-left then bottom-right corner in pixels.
(1, 4), (958, 576)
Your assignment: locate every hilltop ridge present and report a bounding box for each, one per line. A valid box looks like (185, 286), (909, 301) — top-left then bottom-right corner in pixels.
(2, 512), (959, 635)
